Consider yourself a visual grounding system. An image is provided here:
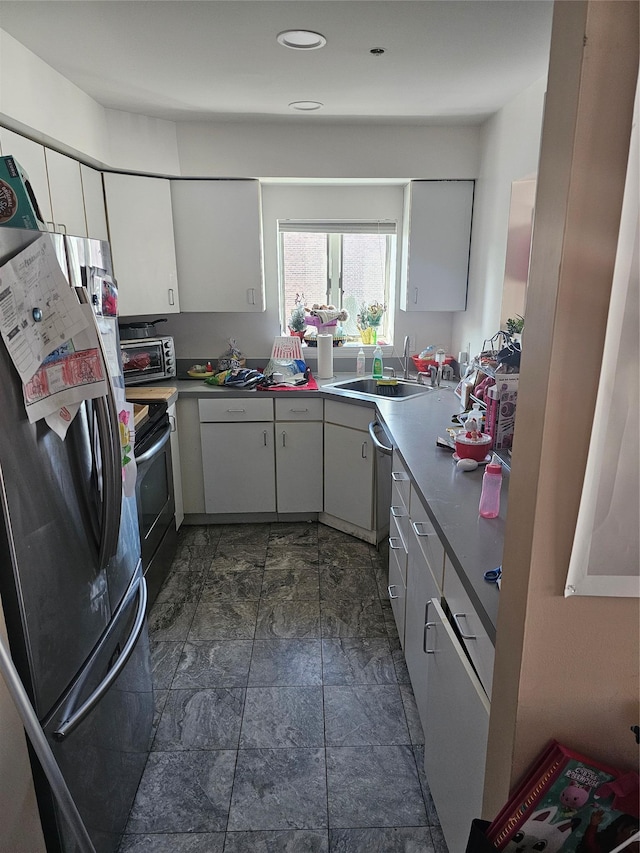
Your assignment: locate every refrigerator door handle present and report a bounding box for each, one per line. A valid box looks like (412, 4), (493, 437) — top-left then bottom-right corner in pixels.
(53, 575), (148, 741)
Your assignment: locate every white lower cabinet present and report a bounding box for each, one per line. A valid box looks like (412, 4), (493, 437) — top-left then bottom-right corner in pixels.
(388, 531), (407, 645)
(275, 421), (323, 513)
(424, 597), (490, 853)
(201, 421), (276, 514)
(323, 422), (374, 531)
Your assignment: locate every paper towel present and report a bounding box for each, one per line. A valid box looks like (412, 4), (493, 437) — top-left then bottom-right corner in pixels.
(317, 334), (334, 379)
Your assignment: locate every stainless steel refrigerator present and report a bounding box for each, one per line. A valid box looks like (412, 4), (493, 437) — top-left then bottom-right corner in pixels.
(0, 227), (153, 852)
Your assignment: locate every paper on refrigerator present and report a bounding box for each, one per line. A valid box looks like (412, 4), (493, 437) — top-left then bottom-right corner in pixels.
(0, 235), (89, 383)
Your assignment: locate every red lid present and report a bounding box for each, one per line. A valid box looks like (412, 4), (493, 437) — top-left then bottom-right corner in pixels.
(486, 462), (502, 474)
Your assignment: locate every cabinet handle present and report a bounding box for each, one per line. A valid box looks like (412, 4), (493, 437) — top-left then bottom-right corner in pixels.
(281, 431), (286, 447)
(58, 223), (67, 235)
(412, 521), (431, 537)
(169, 414), (177, 433)
(168, 288), (175, 306)
(227, 408), (246, 413)
(289, 408), (308, 413)
(423, 600), (435, 653)
(46, 220), (56, 232)
(452, 612), (476, 640)
(413, 287), (419, 305)
(361, 441), (367, 459)
(387, 584), (399, 600)
(391, 472), (409, 482)
(263, 430), (268, 446)
(247, 288), (256, 305)
(388, 537), (402, 550)
(390, 506), (406, 518)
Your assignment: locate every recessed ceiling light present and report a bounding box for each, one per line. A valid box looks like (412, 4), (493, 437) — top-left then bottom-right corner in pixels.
(289, 101), (324, 111)
(277, 30), (327, 50)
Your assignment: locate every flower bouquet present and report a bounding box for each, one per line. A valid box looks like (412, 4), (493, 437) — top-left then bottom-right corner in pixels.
(357, 301), (386, 344)
(288, 293), (307, 339)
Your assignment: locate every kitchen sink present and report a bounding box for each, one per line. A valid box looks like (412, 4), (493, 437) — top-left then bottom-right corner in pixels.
(327, 377), (433, 401)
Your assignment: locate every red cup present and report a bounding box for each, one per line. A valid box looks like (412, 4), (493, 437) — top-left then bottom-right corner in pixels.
(454, 431), (493, 461)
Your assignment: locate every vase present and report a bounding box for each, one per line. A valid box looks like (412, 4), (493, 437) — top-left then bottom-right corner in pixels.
(360, 328), (377, 345)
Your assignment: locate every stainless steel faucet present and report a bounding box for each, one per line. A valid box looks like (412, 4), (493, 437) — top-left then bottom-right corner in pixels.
(402, 335), (411, 379)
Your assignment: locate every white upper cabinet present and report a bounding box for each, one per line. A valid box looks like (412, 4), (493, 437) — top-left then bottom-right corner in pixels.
(80, 165), (109, 242)
(0, 127), (53, 225)
(171, 179), (265, 312)
(45, 149), (87, 237)
(104, 172), (179, 317)
(400, 180), (474, 312)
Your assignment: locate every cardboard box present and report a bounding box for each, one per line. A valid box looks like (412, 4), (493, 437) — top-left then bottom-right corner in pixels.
(0, 156), (46, 230)
(493, 375), (518, 450)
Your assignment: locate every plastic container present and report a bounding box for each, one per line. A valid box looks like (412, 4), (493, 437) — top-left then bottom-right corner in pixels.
(479, 460), (503, 518)
(455, 431), (493, 461)
(372, 345), (383, 379)
(356, 348), (366, 376)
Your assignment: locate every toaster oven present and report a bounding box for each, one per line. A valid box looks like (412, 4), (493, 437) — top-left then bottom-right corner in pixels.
(120, 336), (176, 385)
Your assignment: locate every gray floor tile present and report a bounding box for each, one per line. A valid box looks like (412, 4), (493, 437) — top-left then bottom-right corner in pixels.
(126, 750), (236, 833)
(269, 522), (319, 546)
(266, 545), (320, 571)
(227, 748), (328, 831)
(322, 638), (397, 685)
(152, 688), (168, 735)
(412, 745), (441, 828)
(321, 599), (388, 638)
(172, 639), (253, 688)
(400, 684), (425, 746)
(256, 600), (321, 638)
(210, 548), (268, 572)
(150, 640), (183, 689)
(319, 543), (374, 569)
(189, 599), (258, 640)
(429, 825), (450, 853)
(326, 745), (428, 828)
(176, 525), (214, 557)
(249, 639), (323, 685)
(381, 599), (400, 640)
(119, 833), (225, 852)
(153, 688), (244, 750)
(324, 685), (411, 746)
(240, 686), (324, 748)
(261, 567), (320, 600)
(390, 640), (411, 684)
(329, 827), (434, 852)
(202, 567), (264, 599)
(223, 830), (328, 852)
(218, 523), (271, 547)
(320, 566), (379, 601)
(155, 569), (206, 606)
(148, 600), (197, 642)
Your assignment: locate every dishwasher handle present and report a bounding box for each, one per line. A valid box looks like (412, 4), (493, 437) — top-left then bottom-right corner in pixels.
(368, 421), (393, 456)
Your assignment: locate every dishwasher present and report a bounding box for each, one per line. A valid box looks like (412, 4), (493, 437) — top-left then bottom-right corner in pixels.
(368, 419), (393, 544)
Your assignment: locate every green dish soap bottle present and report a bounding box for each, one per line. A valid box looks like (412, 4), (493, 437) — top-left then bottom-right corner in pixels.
(372, 344), (384, 379)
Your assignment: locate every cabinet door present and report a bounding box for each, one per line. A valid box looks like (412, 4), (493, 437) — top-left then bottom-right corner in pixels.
(401, 180), (473, 312)
(104, 173), (179, 316)
(44, 149), (87, 237)
(404, 520), (441, 733)
(276, 421), (323, 513)
(0, 127), (52, 224)
(388, 535), (407, 645)
(201, 422), (276, 514)
(424, 597), (490, 853)
(171, 179), (264, 312)
(176, 397), (205, 515)
(80, 164), (109, 241)
(323, 423), (374, 531)
(168, 402), (184, 529)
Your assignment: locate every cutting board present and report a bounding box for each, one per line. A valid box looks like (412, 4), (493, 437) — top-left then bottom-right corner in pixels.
(133, 403), (149, 428)
(125, 387), (177, 402)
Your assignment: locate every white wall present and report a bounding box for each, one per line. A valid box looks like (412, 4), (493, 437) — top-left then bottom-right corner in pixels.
(453, 77), (547, 360)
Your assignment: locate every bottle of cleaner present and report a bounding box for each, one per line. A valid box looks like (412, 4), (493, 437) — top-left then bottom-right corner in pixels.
(372, 344), (384, 379)
(479, 458), (503, 518)
(356, 348), (366, 376)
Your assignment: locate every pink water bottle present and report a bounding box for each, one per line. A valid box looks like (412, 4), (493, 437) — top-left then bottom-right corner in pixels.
(479, 461), (502, 518)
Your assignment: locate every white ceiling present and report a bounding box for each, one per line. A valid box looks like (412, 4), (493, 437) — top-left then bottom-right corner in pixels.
(0, 0), (553, 125)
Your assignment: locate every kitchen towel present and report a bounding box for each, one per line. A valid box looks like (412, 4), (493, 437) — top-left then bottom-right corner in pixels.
(317, 334), (334, 378)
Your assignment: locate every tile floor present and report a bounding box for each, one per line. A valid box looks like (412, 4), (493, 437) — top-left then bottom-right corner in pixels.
(119, 521), (449, 853)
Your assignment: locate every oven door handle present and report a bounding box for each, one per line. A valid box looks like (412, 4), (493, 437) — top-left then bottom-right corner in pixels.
(136, 424), (171, 465)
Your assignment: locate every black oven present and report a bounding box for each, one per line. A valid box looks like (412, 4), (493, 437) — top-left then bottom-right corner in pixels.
(133, 401), (177, 609)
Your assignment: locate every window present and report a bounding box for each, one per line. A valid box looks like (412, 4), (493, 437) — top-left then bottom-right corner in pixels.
(278, 220), (397, 343)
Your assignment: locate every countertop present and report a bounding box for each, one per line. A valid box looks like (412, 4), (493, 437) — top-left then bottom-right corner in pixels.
(137, 373), (503, 641)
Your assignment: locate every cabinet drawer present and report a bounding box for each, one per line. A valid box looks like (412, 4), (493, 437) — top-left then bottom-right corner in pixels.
(391, 450), (410, 513)
(443, 559), (495, 698)
(388, 513), (408, 585)
(388, 545), (406, 646)
(324, 399), (374, 431)
(409, 492), (444, 588)
(390, 501), (410, 553)
(275, 398), (323, 421)
(199, 398), (273, 423)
